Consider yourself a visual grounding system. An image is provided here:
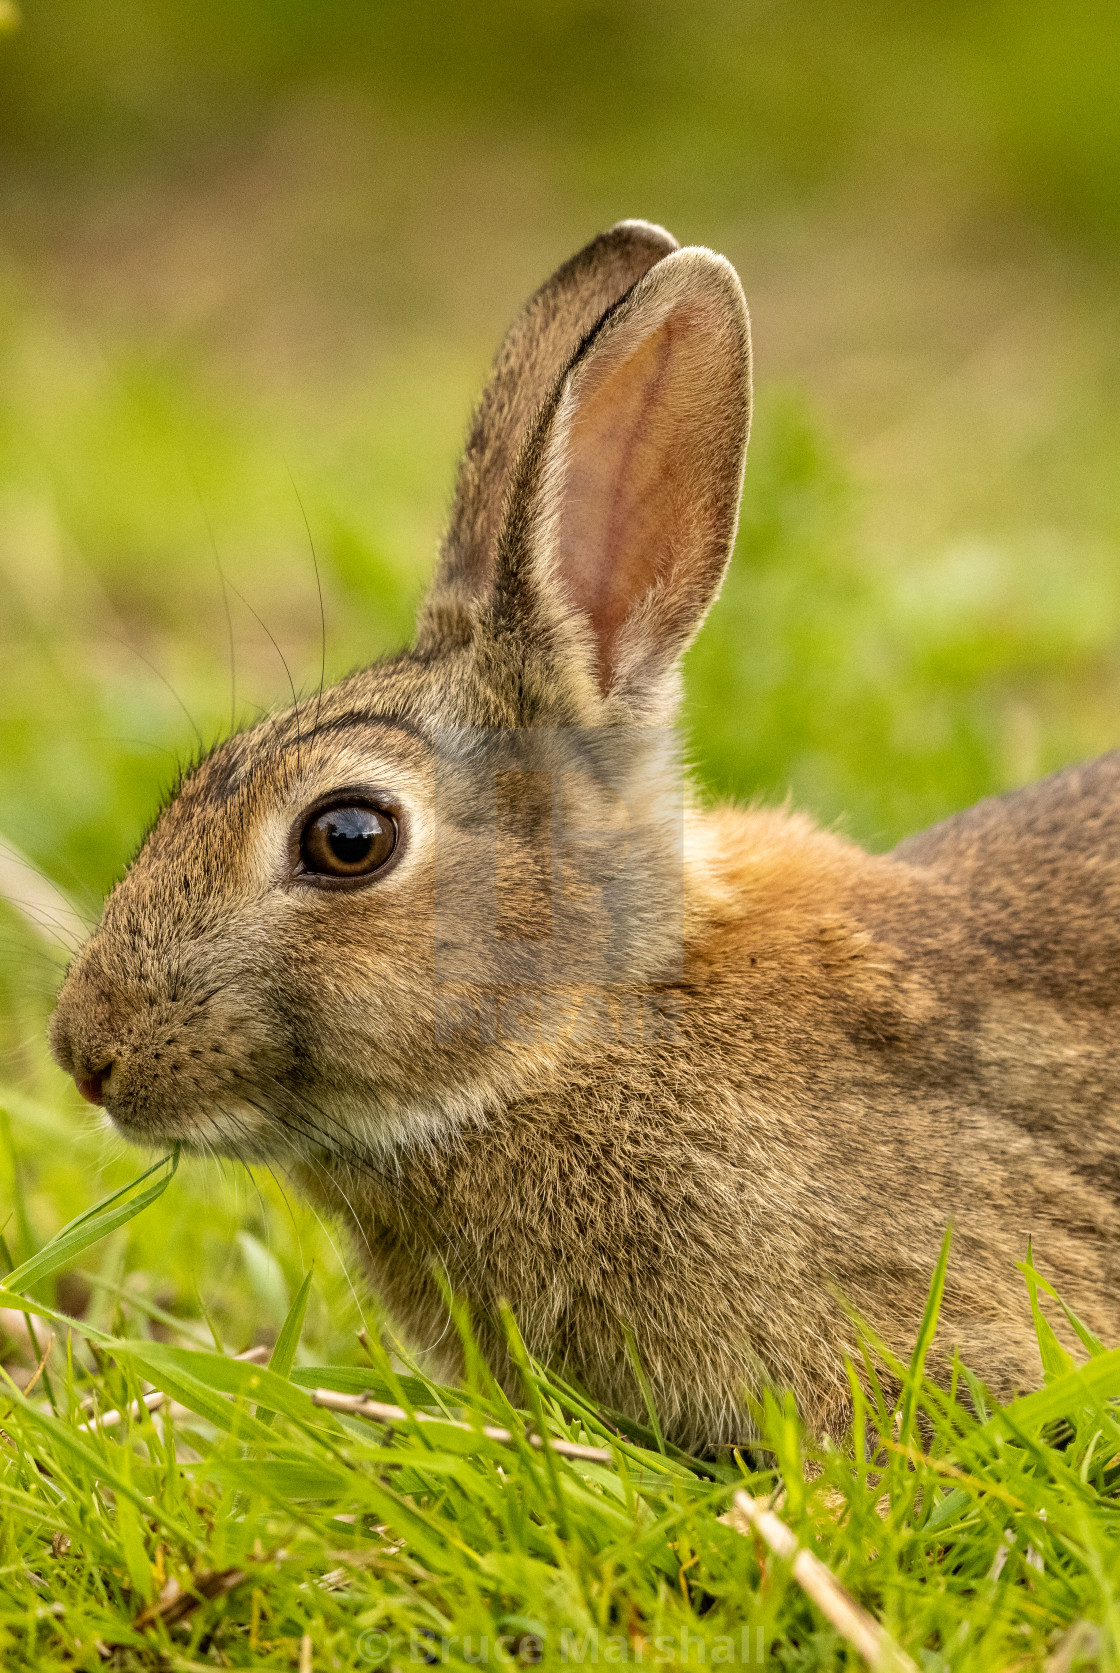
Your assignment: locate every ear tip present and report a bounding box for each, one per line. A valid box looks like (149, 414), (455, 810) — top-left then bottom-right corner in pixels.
(664, 245), (747, 299)
(606, 218), (680, 258)
(656, 248), (752, 361)
(625, 245), (750, 348)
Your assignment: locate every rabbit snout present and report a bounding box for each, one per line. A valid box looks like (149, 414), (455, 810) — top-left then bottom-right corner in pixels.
(50, 935), (281, 1151)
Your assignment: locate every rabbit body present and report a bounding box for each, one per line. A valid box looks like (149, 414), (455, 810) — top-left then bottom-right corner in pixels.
(303, 759), (1120, 1448)
(50, 221), (1120, 1449)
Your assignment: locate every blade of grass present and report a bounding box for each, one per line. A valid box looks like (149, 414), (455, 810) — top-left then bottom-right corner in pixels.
(256, 1266), (313, 1429)
(898, 1224), (951, 1449)
(1020, 1238), (1076, 1383)
(1001, 1348), (1120, 1435)
(1017, 1246), (1107, 1360)
(269, 1266), (312, 1382)
(622, 1324), (666, 1455)
(0, 1379), (197, 1546)
(3, 1148), (179, 1296)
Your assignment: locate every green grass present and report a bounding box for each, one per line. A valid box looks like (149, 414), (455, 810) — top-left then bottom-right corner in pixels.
(4, 2), (1120, 1665)
(2, 1144), (1120, 1670)
(4, 220), (1120, 1673)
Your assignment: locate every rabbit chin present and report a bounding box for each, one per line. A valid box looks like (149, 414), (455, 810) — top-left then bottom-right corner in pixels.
(101, 1096), (278, 1162)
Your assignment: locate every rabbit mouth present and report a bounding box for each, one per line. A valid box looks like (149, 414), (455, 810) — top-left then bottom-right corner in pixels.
(100, 1090), (278, 1162)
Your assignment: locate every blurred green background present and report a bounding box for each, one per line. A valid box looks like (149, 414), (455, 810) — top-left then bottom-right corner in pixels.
(2, 1), (1120, 1354)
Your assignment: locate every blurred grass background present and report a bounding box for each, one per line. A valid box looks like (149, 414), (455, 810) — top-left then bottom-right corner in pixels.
(2, 0), (1120, 1355)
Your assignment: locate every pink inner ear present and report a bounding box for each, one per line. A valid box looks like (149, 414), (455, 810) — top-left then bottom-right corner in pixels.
(551, 299), (738, 696)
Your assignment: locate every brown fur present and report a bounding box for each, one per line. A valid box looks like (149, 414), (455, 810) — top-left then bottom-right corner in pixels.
(50, 222), (1120, 1451)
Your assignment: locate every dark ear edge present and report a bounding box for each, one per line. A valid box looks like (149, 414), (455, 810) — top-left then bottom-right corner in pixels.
(416, 219), (678, 651)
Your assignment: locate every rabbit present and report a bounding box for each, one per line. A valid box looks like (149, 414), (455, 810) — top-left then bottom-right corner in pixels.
(49, 218), (1120, 1452)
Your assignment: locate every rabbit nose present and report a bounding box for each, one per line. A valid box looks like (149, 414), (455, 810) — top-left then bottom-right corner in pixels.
(49, 987), (117, 1102)
(76, 1065), (111, 1105)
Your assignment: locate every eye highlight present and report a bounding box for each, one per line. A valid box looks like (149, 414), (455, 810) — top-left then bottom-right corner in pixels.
(297, 803), (398, 884)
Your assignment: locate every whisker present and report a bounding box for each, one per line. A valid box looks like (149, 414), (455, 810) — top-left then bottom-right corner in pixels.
(283, 1150), (373, 1340)
(0, 836), (98, 928)
(103, 633), (205, 753)
(0, 934), (70, 969)
(222, 576), (303, 774)
(0, 837), (92, 951)
(91, 735), (180, 762)
(245, 1073), (489, 1304)
(202, 1091), (373, 1341)
(0, 901), (83, 953)
(191, 476), (238, 735)
(285, 464), (327, 741)
(238, 1084), (379, 1183)
(260, 1158), (306, 1271)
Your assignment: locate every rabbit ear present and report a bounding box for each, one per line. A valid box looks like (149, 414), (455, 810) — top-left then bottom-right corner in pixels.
(492, 246), (751, 718)
(417, 219), (678, 648)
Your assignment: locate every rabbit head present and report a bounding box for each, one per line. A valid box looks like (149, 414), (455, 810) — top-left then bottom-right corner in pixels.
(50, 220), (751, 1173)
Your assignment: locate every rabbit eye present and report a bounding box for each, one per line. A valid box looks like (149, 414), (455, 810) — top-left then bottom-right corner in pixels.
(298, 804), (397, 882)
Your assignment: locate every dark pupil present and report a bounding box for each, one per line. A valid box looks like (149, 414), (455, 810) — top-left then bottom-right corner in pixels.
(300, 801), (397, 880)
(324, 808), (376, 865)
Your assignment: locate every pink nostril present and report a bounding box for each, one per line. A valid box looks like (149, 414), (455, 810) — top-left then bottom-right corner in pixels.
(76, 1069), (108, 1106)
